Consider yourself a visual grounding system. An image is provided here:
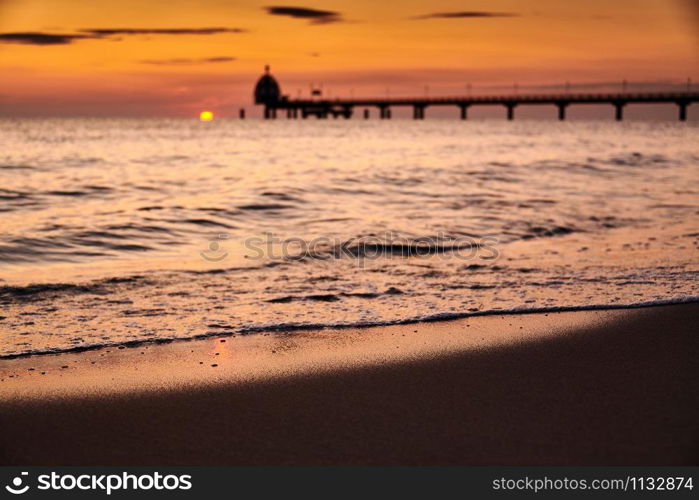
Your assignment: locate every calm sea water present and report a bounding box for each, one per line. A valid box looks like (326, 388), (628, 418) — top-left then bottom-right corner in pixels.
(1, 119), (698, 357)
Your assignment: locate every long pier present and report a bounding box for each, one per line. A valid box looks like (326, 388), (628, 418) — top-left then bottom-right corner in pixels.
(263, 91), (698, 121)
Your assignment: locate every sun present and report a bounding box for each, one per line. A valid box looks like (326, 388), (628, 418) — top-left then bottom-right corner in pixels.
(199, 111), (214, 121)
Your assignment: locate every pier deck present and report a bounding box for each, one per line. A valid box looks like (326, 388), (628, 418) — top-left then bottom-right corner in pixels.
(263, 91), (699, 120)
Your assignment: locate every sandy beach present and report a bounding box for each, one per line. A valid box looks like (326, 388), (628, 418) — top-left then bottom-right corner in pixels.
(1, 302), (697, 465)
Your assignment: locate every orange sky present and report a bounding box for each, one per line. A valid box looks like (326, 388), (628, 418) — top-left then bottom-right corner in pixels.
(0, 0), (697, 117)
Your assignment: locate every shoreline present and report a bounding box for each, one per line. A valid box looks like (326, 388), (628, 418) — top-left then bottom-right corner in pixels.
(1, 296), (698, 360)
(1, 303), (697, 465)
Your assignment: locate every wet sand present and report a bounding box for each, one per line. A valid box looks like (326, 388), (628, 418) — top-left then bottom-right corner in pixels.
(0, 303), (697, 465)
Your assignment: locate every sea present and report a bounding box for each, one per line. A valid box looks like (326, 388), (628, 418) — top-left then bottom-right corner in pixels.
(0, 118), (697, 357)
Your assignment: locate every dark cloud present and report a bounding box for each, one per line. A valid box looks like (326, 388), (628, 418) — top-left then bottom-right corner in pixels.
(140, 57), (236, 65)
(81, 27), (246, 36)
(0, 27), (246, 46)
(265, 6), (342, 24)
(0, 32), (93, 45)
(412, 11), (518, 20)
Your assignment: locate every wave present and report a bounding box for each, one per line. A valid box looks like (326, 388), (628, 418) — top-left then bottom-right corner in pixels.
(0, 189), (31, 201)
(2, 297), (697, 360)
(606, 152), (670, 167)
(0, 282), (106, 302)
(238, 203), (295, 211)
(176, 218), (237, 229)
(0, 164), (34, 170)
(266, 287), (403, 303)
(0, 275), (148, 303)
(45, 187), (113, 197)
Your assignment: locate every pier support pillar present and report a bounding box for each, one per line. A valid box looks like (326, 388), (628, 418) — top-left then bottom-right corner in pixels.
(677, 101), (688, 121)
(264, 107), (278, 119)
(380, 106), (391, 119)
(239, 108), (246, 119)
(556, 102), (568, 121)
(505, 103), (517, 120)
(459, 105), (469, 120)
(364, 109), (370, 119)
(613, 102), (625, 121)
(413, 105), (425, 120)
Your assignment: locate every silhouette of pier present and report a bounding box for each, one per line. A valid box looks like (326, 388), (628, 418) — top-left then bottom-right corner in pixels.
(254, 67), (697, 121)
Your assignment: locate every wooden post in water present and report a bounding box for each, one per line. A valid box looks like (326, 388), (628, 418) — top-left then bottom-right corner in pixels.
(506, 103), (516, 120)
(614, 101), (625, 121)
(556, 102), (568, 121)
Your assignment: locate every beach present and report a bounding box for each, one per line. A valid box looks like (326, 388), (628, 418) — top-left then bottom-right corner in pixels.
(1, 120), (697, 466)
(1, 302), (697, 465)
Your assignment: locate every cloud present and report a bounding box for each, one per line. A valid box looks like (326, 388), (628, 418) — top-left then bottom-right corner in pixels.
(412, 11), (518, 20)
(265, 6), (343, 24)
(0, 32), (93, 45)
(80, 27), (246, 36)
(0, 27), (247, 45)
(139, 57), (236, 65)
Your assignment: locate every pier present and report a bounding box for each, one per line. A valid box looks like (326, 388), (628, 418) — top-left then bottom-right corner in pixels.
(254, 67), (697, 121)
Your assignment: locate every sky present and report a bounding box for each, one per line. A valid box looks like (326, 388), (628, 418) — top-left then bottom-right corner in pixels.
(0, 0), (697, 117)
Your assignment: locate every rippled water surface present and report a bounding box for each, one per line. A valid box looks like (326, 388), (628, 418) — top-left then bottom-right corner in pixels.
(1, 119), (698, 356)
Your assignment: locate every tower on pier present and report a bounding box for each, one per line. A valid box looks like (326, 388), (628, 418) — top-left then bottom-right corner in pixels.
(254, 65), (281, 101)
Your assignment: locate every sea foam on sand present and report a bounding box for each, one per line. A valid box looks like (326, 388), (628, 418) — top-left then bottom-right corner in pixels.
(1, 303), (697, 465)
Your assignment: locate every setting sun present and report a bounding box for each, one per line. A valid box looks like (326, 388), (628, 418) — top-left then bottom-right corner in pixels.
(199, 111), (214, 121)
